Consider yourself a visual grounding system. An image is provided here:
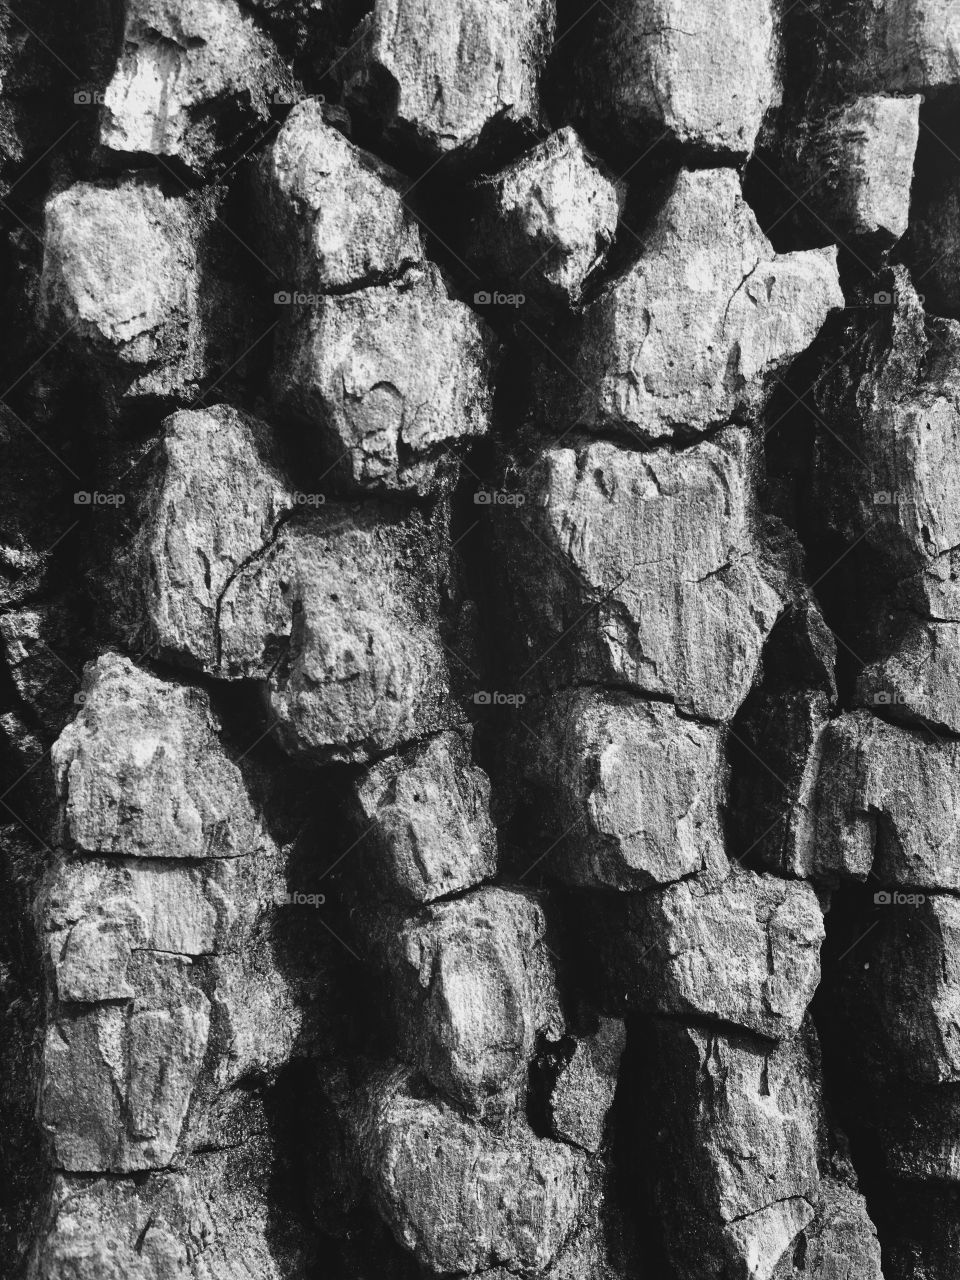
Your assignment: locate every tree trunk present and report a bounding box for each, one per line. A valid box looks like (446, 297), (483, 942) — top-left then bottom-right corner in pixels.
(0, 0), (956, 1275)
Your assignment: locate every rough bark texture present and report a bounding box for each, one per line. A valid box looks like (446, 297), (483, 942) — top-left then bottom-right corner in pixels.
(0, 0), (956, 1277)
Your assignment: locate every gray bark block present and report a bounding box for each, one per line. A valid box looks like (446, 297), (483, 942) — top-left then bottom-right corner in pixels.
(546, 1017), (625, 1153)
(100, 0), (289, 172)
(494, 429), (784, 722)
(341, 0), (556, 161)
(856, 613), (960, 736)
(356, 1068), (589, 1275)
(572, 0), (780, 156)
(256, 98), (424, 291)
(52, 653), (264, 860)
(857, 0), (960, 94)
(584, 867), (824, 1039)
(39, 178), (205, 403)
(645, 1020), (821, 1280)
(465, 127), (623, 306)
(368, 887), (562, 1112)
(40, 984), (211, 1173)
(218, 510), (453, 762)
(27, 1148), (315, 1279)
(794, 95), (920, 244)
(117, 404), (291, 673)
(812, 710), (960, 890)
(539, 169), (842, 443)
(350, 729), (498, 904)
(273, 264), (496, 494)
(771, 1179), (883, 1280)
(523, 687), (727, 889)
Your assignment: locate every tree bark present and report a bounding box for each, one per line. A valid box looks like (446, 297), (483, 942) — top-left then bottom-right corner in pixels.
(0, 0), (956, 1275)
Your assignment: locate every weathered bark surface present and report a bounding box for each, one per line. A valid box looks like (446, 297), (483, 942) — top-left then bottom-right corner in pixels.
(1, 0), (957, 1277)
